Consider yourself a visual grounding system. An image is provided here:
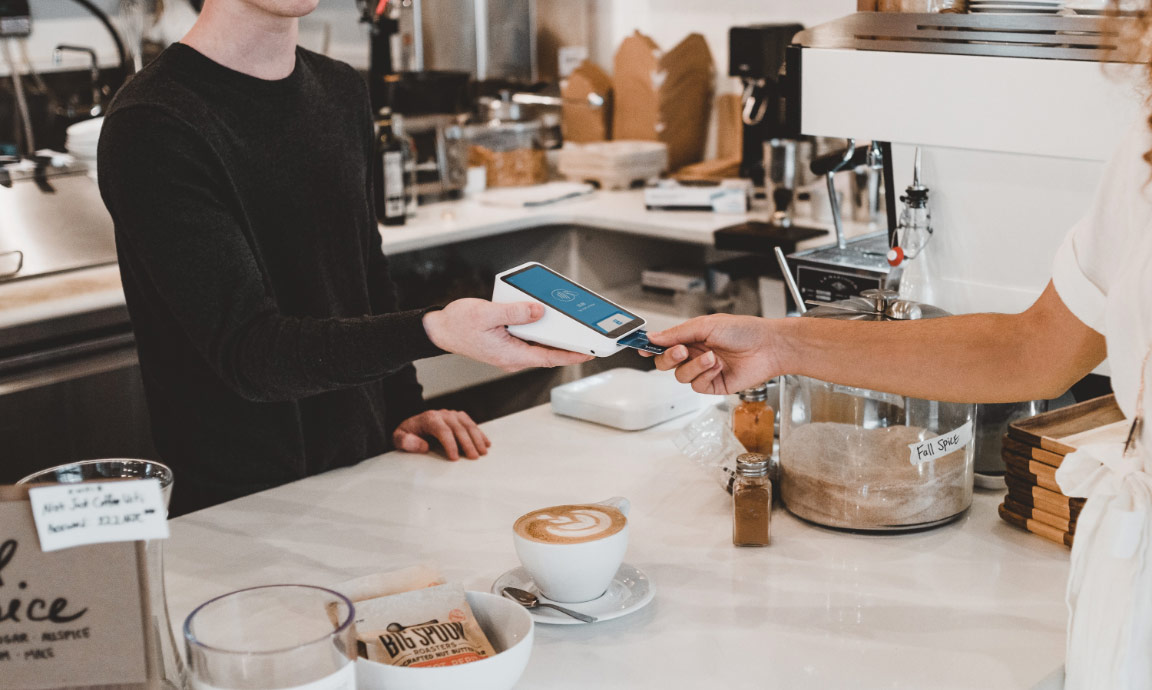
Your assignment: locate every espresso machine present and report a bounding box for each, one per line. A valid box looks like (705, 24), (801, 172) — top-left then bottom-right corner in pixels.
(360, 1), (473, 201)
(729, 23), (805, 224)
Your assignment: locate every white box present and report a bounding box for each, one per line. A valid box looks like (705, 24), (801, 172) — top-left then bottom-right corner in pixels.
(550, 368), (717, 431)
(641, 268), (706, 293)
(643, 179), (751, 213)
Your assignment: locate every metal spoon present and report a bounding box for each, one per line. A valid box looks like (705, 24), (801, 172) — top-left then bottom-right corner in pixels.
(774, 247), (807, 315)
(502, 587), (597, 623)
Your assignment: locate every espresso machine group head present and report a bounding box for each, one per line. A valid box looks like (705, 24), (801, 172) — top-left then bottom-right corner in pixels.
(729, 24), (804, 186)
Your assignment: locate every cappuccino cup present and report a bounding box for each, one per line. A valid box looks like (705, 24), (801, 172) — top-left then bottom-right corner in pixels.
(512, 497), (630, 603)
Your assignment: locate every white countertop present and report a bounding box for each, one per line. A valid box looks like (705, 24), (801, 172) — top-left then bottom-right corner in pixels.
(378, 189), (859, 255)
(0, 190), (860, 331)
(379, 190), (758, 254)
(164, 403), (1069, 690)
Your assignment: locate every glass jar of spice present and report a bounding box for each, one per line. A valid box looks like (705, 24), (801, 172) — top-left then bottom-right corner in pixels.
(733, 452), (772, 547)
(734, 384), (775, 456)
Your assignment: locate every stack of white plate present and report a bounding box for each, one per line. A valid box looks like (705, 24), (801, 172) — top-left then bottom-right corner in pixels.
(557, 140), (668, 191)
(969, 0), (1063, 13)
(1064, 0), (1131, 14)
(65, 116), (103, 175)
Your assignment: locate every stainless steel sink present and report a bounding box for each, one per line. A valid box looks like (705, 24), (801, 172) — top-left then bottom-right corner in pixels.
(0, 161), (118, 282)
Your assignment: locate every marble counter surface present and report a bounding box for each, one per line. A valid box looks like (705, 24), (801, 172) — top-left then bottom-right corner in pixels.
(376, 189), (861, 255)
(0, 190), (859, 332)
(165, 403), (1069, 690)
(379, 190), (788, 254)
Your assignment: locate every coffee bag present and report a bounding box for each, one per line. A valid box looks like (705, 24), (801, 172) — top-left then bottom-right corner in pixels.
(355, 583), (497, 668)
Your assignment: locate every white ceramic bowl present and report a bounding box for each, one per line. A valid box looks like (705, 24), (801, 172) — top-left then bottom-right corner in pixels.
(355, 591), (533, 690)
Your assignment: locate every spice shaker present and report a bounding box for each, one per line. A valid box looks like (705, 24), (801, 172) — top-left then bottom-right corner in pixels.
(734, 384), (775, 456)
(733, 452), (772, 547)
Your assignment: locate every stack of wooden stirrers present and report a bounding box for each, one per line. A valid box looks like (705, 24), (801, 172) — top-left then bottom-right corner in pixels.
(998, 395), (1128, 548)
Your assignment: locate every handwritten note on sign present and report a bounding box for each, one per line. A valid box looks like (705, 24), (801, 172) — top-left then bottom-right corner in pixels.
(28, 480), (169, 553)
(908, 421), (974, 465)
(0, 490), (149, 690)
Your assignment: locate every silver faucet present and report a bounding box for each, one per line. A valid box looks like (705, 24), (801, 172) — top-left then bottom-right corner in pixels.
(53, 45), (103, 117)
(509, 92), (605, 109)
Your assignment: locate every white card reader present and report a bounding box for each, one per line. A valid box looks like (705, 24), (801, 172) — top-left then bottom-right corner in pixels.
(493, 262), (666, 357)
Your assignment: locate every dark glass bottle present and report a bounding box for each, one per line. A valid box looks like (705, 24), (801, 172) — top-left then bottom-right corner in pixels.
(373, 107), (406, 226)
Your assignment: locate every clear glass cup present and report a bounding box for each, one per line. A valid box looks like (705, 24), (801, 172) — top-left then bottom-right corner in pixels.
(184, 585), (356, 690)
(18, 459), (185, 689)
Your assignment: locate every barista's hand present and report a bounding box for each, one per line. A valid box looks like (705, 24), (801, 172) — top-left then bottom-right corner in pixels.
(393, 409), (491, 461)
(424, 298), (593, 372)
(645, 315), (781, 395)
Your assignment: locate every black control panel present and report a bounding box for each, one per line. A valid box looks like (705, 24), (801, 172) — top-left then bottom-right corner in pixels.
(0, 0), (31, 38)
(789, 232), (892, 305)
(796, 265), (884, 304)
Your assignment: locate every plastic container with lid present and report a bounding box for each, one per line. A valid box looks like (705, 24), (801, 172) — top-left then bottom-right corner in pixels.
(780, 289), (975, 531)
(462, 120), (548, 188)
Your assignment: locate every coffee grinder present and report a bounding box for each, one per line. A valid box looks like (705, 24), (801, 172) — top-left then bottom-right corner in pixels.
(729, 24), (805, 223)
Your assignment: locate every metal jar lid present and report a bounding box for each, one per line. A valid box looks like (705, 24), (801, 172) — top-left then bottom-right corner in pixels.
(738, 384), (769, 403)
(803, 289), (950, 322)
(736, 453), (770, 477)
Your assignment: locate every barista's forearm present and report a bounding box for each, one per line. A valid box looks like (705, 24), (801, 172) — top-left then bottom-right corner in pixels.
(780, 314), (1050, 402)
(776, 282), (1105, 404)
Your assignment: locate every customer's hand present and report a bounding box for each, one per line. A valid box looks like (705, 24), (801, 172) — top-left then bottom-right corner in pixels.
(393, 409), (491, 461)
(423, 298), (593, 372)
(645, 314), (781, 395)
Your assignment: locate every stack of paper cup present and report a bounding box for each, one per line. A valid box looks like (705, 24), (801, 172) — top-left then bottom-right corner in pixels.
(65, 116), (104, 178)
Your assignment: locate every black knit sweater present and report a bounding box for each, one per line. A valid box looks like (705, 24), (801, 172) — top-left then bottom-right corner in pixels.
(98, 43), (443, 515)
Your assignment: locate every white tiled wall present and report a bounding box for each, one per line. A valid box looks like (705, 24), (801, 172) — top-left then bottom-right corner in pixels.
(311, 0), (861, 82)
(1, 0), (197, 76)
(1, 0), (358, 76)
(588, 0), (856, 84)
(10, 1), (857, 80)
(579, 0), (857, 162)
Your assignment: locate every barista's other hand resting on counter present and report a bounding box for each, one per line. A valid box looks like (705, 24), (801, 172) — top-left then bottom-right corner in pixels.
(394, 409), (491, 461)
(645, 282), (1105, 404)
(424, 298), (593, 372)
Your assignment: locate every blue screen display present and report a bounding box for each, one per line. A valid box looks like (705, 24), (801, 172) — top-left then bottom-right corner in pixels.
(504, 265), (639, 335)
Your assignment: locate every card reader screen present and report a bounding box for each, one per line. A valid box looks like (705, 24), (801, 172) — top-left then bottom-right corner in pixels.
(502, 264), (643, 338)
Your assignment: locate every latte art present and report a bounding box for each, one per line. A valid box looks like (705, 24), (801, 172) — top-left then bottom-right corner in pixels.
(514, 504), (627, 544)
(540, 509), (612, 538)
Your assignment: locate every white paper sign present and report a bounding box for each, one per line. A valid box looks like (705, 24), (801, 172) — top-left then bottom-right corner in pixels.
(908, 421), (974, 465)
(710, 188), (748, 214)
(558, 45), (589, 78)
(28, 479), (169, 553)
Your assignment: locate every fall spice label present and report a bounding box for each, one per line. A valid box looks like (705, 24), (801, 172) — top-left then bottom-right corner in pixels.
(909, 421), (974, 465)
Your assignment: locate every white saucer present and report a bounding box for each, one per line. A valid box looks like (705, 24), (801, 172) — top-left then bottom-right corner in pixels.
(491, 563), (654, 625)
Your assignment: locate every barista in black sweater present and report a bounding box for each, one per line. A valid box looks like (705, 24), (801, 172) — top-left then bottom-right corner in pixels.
(98, 0), (589, 515)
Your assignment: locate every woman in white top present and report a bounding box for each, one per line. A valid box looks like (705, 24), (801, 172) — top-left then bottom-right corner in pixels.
(650, 33), (1151, 690)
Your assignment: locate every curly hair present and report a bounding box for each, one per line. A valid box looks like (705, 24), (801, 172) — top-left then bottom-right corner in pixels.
(1108, 2), (1152, 165)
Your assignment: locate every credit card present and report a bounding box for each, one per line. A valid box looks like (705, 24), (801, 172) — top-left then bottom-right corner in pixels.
(617, 330), (667, 354)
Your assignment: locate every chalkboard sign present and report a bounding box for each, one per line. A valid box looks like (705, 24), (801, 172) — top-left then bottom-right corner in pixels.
(0, 485), (150, 690)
